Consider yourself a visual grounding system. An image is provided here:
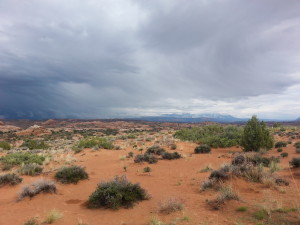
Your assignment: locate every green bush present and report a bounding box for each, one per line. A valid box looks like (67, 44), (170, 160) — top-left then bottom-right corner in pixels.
(209, 170), (229, 181)
(134, 154), (158, 164)
(146, 146), (166, 155)
(280, 152), (288, 158)
(127, 152), (134, 158)
(240, 116), (273, 152)
(174, 125), (242, 148)
(21, 139), (49, 150)
(277, 148), (283, 152)
(0, 152), (45, 170)
(296, 148), (300, 154)
(0, 141), (11, 150)
(143, 167), (152, 173)
(75, 137), (114, 150)
(55, 166), (88, 184)
(0, 173), (22, 186)
(236, 206), (247, 212)
(19, 163), (43, 176)
(102, 128), (118, 136)
(161, 152), (181, 160)
(253, 209), (269, 220)
(194, 144), (211, 154)
(170, 144), (177, 150)
(248, 155), (280, 167)
(294, 142), (300, 148)
(274, 141), (287, 148)
(290, 158), (300, 168)
(87, 176), (148, 209)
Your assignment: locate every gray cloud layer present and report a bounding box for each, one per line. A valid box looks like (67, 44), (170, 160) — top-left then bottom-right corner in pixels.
(0, 0), (300, 119)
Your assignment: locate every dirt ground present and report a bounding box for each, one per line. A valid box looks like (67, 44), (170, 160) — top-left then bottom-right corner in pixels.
(0, 140), (300, 225)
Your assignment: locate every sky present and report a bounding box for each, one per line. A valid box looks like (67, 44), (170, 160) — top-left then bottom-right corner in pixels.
(0, 0), (300, 120)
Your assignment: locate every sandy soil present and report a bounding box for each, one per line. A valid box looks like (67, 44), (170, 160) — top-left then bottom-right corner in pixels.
(0, 141), (300, 225)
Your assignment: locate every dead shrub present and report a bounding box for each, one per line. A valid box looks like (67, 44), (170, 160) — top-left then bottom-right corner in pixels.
(18, 179), (56, 201)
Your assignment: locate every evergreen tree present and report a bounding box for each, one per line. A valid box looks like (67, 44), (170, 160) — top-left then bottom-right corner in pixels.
(240, 116), (273, 152)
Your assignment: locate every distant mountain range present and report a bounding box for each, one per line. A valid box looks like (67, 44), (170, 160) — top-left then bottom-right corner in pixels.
(133, 113), (294, 123)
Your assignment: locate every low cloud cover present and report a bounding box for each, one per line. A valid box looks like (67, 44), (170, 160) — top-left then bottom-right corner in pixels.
(0, 0), (300, 120)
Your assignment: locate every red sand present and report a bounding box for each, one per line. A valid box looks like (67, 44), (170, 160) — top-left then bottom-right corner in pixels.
(0, 141), (300, 225)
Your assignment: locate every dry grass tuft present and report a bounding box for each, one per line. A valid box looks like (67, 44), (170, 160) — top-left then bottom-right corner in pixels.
(158, 197), (184, 214)
(43, 209), (63, 224)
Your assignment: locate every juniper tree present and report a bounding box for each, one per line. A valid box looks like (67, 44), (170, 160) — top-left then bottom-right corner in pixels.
(240, 116), (273, 152)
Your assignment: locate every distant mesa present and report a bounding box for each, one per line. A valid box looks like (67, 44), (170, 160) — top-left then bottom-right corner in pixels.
(16, 124), (51, 136)
(43, 119), (56, 125)
(0, 121), (4, 126)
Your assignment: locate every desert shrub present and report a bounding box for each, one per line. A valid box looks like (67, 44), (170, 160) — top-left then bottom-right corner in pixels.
(294, 142), (300, 148)
(269, 161), (280, 173)
(236, 206), (247, 212)
(141, 153), (155, 162)
(0, 141), (11, 150)
(146, 146), (166, 155)
(207, 185), (239, 210)
(209, 170), (229, 181)
(277, 148), (283, 152)
(262, 176), (277, 188)
(0, 173), (22, 186)
(43, 209), (62, 224)
(21, 139), (49, 150)
(174, 125), (242, 148)
(200, 179), (217, 191)
(102, 128), (118, 136)
(194, 144), (211, 154)
(19, 163), (43, 176)
(0, 152), (45, 170)
(75, 137), (114, 150)
(55, 166), (88, 184)
(127, 134), (137, 139)
(207, 198), (225, 210)
(218, 185), (239, 201)
(170, 144), (177, 150)
(240, 116), (273, 152)
(133, 154), (145, 163)
(18, 179), (56, 201)
(87, 175), (148, 209)
(134, 154), (158, 164)
(233, 164), (265, 183)
(72, 146), (83, 154)
(290, 157), (300, 168)
(158, 197), (184, 214)
(274, 177), (289, 186)
(247, 155), (280, 167)
(296, 148), (300, 154)
(280, 152), (288, 158)
(24, 218), (39, 225)
(127, 152), (134, 158)
(143, 166), (152, 173)
(232, 155), (246, 165)
(161, 152), (181, 160)
(219, 164), (232, 173)
(274, 141), (287, 148)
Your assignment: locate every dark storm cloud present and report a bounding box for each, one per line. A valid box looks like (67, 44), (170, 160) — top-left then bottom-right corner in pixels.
(137, 0), (300, 98)
(0, 0), (300, 119)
